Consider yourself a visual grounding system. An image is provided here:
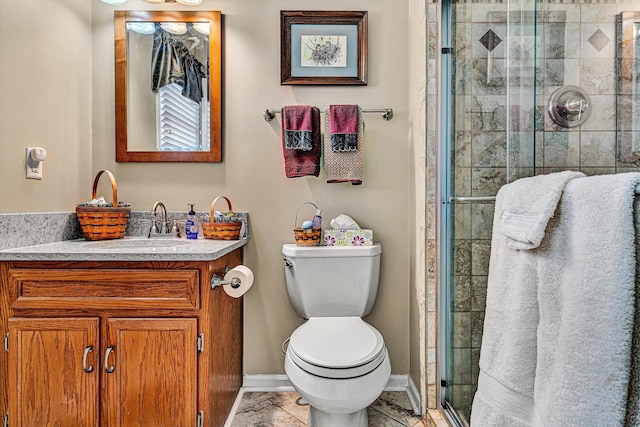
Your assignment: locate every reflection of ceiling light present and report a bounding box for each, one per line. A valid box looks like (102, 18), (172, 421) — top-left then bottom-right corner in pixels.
(127, 23), (156, 34)
(100, 0), (204, 4)
(192, 23), (209, 35)
(160, 22), (188, 34)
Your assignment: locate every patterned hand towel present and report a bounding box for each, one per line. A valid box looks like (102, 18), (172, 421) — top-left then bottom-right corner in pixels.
(330, 104), (359, 152)
(324, 105), (364, 185)
(281, 105), (321, 178)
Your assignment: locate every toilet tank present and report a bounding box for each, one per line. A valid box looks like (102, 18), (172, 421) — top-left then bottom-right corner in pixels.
(282, 244), (382, 318)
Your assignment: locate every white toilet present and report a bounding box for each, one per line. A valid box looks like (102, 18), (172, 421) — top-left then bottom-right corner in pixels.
(282, 244), (390, 427)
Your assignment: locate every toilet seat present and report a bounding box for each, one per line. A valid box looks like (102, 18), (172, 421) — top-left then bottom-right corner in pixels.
(288, 317), (386, 379)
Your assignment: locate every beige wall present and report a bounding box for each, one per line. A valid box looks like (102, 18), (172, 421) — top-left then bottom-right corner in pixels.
(0, 0), (415, 377)
(0, 0), (93, 212)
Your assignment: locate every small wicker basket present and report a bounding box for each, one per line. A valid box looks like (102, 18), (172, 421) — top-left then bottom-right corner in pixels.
(293, 202), (322, 246)
(76, 170), (130, 241)
(202, 196), (243, 240)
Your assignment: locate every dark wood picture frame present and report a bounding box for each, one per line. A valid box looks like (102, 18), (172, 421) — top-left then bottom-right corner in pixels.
(280, 11), (368, 86)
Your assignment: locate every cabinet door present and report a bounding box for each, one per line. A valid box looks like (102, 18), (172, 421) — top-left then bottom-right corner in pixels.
(8, 318), (100, 427)
(104, 318), (198, 427)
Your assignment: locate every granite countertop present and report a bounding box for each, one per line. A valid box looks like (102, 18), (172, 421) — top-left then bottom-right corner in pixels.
(0, 236), (249, 262)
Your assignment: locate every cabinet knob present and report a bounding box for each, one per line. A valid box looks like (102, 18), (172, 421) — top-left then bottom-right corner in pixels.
(104, 346), (115, 373)
(82, 346), (94, 373)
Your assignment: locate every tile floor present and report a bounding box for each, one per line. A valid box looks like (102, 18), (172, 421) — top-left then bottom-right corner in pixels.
(228, 390), (425, 426)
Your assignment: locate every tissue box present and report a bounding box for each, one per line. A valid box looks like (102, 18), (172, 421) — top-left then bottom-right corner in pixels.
(323, 229), (373, 246)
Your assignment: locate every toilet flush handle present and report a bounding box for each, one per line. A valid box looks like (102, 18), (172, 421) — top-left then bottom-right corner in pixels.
(283, 258), (293, 268)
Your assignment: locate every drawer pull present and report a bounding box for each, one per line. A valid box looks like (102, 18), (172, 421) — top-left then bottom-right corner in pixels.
(82, 346), (94, 373)
(104, 346), (115, 373)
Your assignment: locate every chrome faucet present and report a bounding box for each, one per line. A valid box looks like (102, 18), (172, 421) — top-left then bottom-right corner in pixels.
(149, 201), (169, 237)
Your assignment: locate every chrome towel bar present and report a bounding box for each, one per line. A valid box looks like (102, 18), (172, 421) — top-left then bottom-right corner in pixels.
(450, 184), (640, 204)
(263, 108), (393, 122)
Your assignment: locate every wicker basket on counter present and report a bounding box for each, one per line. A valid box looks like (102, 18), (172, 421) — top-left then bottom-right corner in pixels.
(293, 202), (322, 246)
(202, 196), (243, 240)
(76, 170), (130, 241)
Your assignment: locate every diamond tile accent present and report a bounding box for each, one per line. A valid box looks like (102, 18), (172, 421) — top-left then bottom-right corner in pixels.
(479, 29), (502, 52)
(588, 29), (610, 52)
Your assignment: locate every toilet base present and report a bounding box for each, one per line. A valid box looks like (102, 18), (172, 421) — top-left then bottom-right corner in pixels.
(309, 406), (368, 427)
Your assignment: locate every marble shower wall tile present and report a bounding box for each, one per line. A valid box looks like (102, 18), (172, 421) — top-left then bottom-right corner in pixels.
(543, 131), (580, 168)
(581, 58), (615, 95)
(470, 276), (488, 313)
(471, 167), (506, 196)
(580, 131), (617, 167)
(470, 204), (494, 240)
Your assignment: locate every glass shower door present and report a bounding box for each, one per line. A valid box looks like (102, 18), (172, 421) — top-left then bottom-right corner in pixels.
(440, 0), (537, 424)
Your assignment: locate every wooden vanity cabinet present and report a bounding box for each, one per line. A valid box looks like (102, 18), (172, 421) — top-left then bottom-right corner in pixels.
(0, 248), (243, 427)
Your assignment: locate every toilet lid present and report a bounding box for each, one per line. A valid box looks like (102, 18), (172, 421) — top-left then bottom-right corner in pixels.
(288, 317), (386, 379)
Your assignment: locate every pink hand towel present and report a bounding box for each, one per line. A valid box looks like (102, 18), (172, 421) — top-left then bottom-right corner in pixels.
(324, 105), (364, 185)
(281, 105), (321, 178)
(329, 104), (359, 152)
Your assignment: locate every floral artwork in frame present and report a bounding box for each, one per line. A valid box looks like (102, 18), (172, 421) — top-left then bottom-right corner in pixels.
(280, 11), (368, 85)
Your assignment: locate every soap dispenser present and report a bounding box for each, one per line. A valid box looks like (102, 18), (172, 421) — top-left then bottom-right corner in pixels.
(186, 204), (199, 240)
(312, 209), (322, 229)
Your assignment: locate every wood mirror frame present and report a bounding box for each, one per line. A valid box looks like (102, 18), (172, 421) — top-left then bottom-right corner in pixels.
(114, 10), (222, 162)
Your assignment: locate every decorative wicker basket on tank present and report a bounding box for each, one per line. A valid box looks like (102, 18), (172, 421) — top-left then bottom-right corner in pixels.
(76, 170), (130, 241)
(293, 202), (322, 246)
(202, 196), (243, 240)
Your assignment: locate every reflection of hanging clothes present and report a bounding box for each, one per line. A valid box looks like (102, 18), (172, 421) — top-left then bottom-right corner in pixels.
(151, 24), (207, 103)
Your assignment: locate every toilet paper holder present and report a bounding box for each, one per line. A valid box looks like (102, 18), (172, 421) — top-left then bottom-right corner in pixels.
(210, 273), (242, 290)
(210, 265), (254, 298)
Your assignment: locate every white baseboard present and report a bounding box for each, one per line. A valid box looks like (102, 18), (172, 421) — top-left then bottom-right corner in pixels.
(223, 388), (245, 427)
(242, 374), (295, 392)
(406, 376), (422, 416)
(242, 373), (422, 415)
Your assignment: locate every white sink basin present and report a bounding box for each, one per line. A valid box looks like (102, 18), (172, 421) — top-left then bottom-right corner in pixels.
(82, 239), (193, 250)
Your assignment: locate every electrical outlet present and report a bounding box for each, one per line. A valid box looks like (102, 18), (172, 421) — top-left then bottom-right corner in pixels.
(26, 147), (43, 180)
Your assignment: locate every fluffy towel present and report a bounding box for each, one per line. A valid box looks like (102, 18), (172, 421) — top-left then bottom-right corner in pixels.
(533, 173), (640, 427)
(627, 196), (640, 426)
(281, 105), (321, 178)
(323, 106), (364, 185)
(470, 175), (560, 426)
(329, 104), (359, 152)
(498, 170), (585, 250)
(471, 172), (640, 427)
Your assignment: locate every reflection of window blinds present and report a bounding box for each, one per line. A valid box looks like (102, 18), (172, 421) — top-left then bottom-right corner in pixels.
(201, 82), (210, 151)
(157, 83), (201, 151)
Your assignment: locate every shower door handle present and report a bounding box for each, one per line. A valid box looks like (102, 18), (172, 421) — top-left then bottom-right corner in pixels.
(449, 196), (496, 204)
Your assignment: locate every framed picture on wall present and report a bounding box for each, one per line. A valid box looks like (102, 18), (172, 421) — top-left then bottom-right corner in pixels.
(280, 10), (368, 85)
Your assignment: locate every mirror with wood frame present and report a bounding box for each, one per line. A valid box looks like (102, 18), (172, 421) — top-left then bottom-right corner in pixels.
(115, 10), (221, 162)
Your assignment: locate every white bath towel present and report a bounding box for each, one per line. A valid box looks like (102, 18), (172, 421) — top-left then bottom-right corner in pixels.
(471, 173), (576, 426)
(627, 196), (640, 426)
(472, 172), (640, 427)
(532, 173), (640, 427)
(498, 170), (584, 250)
